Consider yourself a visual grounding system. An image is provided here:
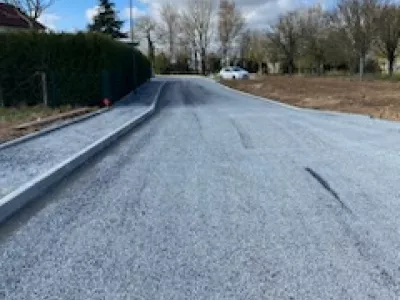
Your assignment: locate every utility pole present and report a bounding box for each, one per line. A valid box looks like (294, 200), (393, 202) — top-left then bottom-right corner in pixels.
(129, 0), (137, 92)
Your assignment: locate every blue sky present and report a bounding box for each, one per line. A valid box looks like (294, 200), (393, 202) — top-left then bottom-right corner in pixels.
(40, 0), (149, 31)
(39, 0), (339, 32)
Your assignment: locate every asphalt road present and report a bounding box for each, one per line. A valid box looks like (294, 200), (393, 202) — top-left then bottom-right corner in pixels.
(1, 77), (400, 299)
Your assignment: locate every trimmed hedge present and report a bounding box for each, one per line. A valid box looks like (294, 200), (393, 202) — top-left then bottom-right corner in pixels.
(0, 32), (151, 107)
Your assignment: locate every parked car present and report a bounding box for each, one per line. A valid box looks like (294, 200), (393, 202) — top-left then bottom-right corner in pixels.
(219, 66), (249, 80)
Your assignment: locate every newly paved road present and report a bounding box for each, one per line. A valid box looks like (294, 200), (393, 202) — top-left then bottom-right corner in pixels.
(1, 77), (400, 299)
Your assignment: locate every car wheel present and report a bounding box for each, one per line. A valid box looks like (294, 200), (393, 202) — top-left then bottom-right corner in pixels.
(232, 76), (236, 80)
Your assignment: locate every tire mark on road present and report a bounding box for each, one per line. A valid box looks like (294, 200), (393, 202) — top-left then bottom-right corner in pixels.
(305, 167), (353, 215)
(230, 118), (254, 149)
(305, 167), (400, 295)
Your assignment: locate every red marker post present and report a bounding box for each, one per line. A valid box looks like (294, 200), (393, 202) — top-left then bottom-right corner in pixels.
(103, 98), (111, 107)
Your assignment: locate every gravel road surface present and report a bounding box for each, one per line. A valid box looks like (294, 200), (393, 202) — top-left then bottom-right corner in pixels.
(0, 81), (161, 198)
(1, 77), (400, 299)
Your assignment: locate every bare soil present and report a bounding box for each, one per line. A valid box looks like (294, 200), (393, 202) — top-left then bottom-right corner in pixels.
(222, 75), (400, 121)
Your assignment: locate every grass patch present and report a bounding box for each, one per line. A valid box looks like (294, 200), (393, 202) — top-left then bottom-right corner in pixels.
(0, 105), (75, 126)
(0, 105), (97, 143)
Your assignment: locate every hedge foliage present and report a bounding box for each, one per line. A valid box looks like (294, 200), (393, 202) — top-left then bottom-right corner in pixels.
(0, 32), (151, 107)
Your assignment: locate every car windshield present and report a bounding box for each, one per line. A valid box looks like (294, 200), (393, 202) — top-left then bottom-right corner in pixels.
(232, 67), (242, 71)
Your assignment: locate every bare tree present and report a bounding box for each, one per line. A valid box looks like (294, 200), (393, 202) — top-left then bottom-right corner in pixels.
(374, 1), (400, 76)
(218, 0), (245, 66)
(136, 16), (156, 67)
(337, 0), (378, 79)
(248, 30), (268, 74)
(180, 11), (199, 72)
(299, 5), (331, 74)
(3, 0), (55, 20)
(158, 2), (180, 62)
(186, 0), (214, 75)
(268, 11), (301, 74)
(238, 29), (251, 67)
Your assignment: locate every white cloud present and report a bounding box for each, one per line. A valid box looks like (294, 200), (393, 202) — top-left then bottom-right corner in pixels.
(124, 6), (147, 20)
(141, 0), (322, 29)
(241, 0), (300, 29)
(86, 6), (99, 22)
(38, 13), (60, 30)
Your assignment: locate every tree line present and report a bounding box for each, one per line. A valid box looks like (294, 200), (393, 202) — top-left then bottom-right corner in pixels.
(5, 0), (400, 77)
(258, 0), (400, 77)
(135, 0), (244, 75)
(135, 0), (400, 77)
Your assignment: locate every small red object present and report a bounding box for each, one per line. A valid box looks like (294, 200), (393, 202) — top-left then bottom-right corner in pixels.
(103, 98), (111, 107)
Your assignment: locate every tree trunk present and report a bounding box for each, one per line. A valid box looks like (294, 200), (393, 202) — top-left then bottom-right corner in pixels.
(194, 49), (198, 73)
(258, 61), (263, 75)
(147, 35), (155, 67)
(200, 47), (206, 75)
(388, 53), (395, 77)
(359, 55), (364, 81)
(222, 48), (228, 67)
(169, 32), (174, 63)
(288, 59), (294, 75)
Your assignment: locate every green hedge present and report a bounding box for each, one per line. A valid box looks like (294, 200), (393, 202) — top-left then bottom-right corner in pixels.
(0, 32), (151, 107)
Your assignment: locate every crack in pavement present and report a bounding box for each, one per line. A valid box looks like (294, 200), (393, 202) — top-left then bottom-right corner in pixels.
(305, 167), (353, 215)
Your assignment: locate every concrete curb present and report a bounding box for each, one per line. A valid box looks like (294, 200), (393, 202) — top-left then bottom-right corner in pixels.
(0, 83), (150, 151)
(0, 108), (109, 151)
(0, 82), (166, 224)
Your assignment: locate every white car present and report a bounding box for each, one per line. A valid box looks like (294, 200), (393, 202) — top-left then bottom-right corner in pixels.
(219, 67), (249, 80)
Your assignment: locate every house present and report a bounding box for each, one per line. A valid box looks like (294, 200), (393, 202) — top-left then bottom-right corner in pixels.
(0, 3), (45, 32)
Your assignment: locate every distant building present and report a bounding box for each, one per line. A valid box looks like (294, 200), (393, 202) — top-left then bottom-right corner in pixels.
(0, 3), (45, 32)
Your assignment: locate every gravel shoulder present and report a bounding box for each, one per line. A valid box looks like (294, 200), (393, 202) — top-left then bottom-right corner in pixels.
(0, 81), (161, 198)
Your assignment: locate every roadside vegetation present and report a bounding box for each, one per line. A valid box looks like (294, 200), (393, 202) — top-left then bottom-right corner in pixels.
(0, 105), (98, 142)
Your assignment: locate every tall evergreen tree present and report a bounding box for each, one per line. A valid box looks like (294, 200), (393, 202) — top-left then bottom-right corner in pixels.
(88, 0), (127, 39)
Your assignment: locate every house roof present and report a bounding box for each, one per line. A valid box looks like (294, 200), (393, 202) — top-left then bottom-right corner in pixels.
(0, 3), (45, 30)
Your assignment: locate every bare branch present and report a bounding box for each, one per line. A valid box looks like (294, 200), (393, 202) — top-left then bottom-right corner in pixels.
(3, 0), (55, 20)
(218, 0), (245, 66)
(157, 2), (180, 61)
(185, 0), (214, 74)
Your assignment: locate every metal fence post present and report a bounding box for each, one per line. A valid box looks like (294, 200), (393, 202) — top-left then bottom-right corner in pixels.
(41, 72), (48, 106)
(48, 71), (59, 107)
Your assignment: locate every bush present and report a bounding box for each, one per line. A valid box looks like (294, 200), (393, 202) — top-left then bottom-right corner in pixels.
(0, 32), (151, 107)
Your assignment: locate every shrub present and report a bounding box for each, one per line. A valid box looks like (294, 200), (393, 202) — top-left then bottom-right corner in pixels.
(0, 32), (151, 107)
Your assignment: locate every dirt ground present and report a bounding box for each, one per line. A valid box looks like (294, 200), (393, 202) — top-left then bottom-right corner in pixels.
(222, 76), (400, 121)
(0, 106), (95, 143)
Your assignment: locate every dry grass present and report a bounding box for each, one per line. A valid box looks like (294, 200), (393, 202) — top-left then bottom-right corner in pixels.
(0, 105), (94, 143)
(222, 75), (400, 121)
